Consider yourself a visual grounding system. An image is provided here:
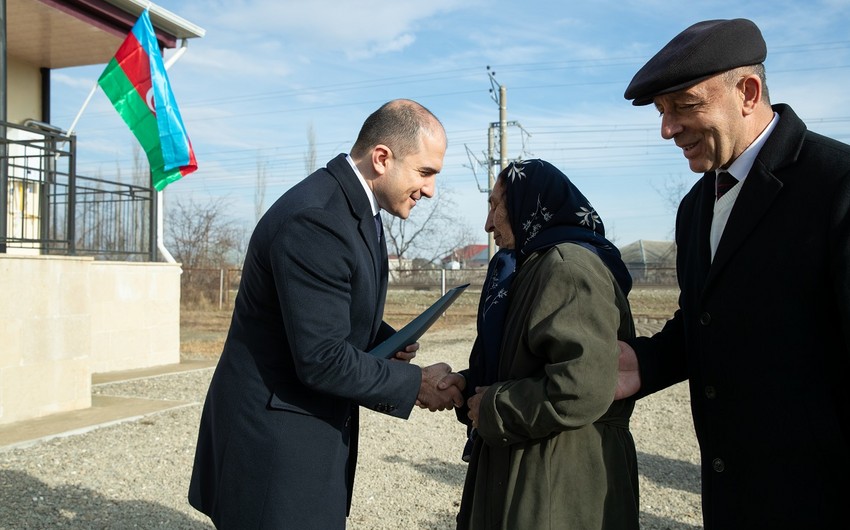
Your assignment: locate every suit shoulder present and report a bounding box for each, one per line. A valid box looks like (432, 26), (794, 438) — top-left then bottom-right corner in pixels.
(805, 130), (850, 163)
(262, 170), (345, 221)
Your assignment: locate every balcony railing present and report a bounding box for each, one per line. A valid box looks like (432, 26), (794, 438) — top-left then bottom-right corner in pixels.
(1, 120), (156, 261)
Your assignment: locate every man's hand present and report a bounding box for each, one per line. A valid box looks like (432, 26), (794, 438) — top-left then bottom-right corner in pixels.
(392, 342), (419, 362)
(466, 386), (489, 429)
(437, 372), (466, 393)
(615, 341), (641, 400)
(417, 363), (464, 411)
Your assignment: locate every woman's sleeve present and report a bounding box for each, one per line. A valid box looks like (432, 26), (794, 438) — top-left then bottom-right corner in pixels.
(476, 250), (620, 446)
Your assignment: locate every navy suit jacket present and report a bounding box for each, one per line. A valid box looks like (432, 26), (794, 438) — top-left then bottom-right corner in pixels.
(189, 154), (421, 529)
(631, 105), (850, 529)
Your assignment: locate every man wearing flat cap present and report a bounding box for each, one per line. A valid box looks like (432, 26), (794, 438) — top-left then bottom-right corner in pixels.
(617, 18), (850, 529)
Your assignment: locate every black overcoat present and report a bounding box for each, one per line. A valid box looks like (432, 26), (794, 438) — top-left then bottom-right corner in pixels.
(631, 104), (850, 529)
(188, 154), (421, 529)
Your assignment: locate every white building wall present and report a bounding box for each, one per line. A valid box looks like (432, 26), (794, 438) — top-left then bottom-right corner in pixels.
(0, 255), (181, 425)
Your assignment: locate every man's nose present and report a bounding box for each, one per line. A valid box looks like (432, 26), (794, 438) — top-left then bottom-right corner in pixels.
(661, 114), (682, 140)
(420, 180), (435, 199)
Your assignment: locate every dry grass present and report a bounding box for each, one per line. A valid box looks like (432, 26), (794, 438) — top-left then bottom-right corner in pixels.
(180, 286), (679, 361)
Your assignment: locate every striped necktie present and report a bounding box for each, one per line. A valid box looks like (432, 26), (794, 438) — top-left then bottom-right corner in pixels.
(715, 171), (738, 200)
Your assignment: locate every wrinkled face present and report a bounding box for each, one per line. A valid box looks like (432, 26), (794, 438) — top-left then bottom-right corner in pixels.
(374, 131), (446, 219)
(653, 74), (747, 173)
(485, 178), (515, 249)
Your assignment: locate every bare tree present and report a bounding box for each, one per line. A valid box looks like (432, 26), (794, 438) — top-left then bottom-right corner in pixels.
(132, 143), (148, 187)
(166, 196), (247, 306)
(382, 187), (475, 269)
(304, 123), (317, 174)
(255, 156), (268, 223)
(652, 174), (691, 239)
(166, 196), (245, 269)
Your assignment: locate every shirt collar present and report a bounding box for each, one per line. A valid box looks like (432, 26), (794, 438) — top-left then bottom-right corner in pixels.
(346, 154), (380, 216)
(719, 111), (779, 183)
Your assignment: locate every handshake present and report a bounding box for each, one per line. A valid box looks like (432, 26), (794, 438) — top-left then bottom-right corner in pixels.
(416, 363), (468, 412)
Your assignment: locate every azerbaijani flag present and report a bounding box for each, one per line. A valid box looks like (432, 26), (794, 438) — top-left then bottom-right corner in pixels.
(98, 10), (197, 191)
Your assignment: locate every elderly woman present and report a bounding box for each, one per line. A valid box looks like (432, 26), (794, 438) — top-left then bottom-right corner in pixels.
(451, 159), (639, 529)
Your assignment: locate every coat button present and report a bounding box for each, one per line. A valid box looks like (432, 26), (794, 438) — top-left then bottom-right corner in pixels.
(712, 458), (725, 472)
(699, 312), (712, 325)
(705, 386), (717, 399)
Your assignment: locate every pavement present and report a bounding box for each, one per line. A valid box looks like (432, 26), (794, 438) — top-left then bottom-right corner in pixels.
(0, 359), (217, 451)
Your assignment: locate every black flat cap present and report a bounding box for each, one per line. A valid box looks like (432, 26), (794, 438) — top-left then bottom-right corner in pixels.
(624, 18), (767, 106)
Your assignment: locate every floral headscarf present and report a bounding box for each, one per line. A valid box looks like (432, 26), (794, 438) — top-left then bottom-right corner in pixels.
(504, 159), (631, 293)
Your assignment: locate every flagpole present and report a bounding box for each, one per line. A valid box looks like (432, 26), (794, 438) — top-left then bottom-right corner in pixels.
(54, 78), (98, 161)
(66, 80), (99, 138)
(156, 38), (188, 265)
(157, 191), (176, 262)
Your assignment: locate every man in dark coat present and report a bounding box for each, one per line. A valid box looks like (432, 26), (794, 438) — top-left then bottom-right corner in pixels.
(188, 99), (463, 529)
(618, 19), (850, 529)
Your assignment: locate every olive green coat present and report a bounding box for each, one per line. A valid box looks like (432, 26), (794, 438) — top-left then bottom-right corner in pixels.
(458, 243), (639, 530)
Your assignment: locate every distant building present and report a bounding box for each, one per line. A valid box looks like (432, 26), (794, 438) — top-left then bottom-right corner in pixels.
(441, 244), (488, 269)
(619, 240), (677, 285)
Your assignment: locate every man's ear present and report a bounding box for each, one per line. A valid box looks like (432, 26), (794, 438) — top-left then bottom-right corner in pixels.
(372, 144), (392, 176)
(740, 75), (762, 116)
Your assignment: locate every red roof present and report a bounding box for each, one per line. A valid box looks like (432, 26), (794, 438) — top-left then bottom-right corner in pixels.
(442, 244), (488, 262)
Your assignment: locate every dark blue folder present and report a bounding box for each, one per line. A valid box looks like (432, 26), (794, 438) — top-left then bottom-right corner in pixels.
(369, 283), (470, 359)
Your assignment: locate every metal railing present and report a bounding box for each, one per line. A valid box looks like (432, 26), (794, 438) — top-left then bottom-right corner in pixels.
(1, 120), (155, 260)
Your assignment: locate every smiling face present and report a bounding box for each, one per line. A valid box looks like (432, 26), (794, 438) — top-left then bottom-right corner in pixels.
(372, 130), (446, 219)
(485, 178), (515, 249)
(653, 73), (749, 173)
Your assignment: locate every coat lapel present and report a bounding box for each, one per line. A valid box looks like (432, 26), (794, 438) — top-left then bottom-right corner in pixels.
(326, 154), (385, 333)
(704, 104), (806, 292)
(681, 174), (715, 299)
(706, 165), (783, 288)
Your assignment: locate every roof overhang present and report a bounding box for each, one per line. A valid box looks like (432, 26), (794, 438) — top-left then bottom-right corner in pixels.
(8, 0), (205, 69)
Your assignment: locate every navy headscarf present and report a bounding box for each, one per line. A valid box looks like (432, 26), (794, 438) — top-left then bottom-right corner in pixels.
(469, 159), (632, 389)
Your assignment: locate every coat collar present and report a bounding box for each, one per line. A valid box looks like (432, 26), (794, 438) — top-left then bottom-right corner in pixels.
(705, 104), (806, 288)
(327, 153), (373, 222)
(326, 153), (385, 299)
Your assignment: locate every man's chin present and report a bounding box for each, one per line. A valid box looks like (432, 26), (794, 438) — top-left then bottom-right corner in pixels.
(688, 160), (711, 173)
(392, 208), (411, 220)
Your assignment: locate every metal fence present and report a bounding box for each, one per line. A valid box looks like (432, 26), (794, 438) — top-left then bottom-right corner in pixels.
(180, 265), (677, 310)
(179, 267), (484, 310)
(1, 120), (155, 260)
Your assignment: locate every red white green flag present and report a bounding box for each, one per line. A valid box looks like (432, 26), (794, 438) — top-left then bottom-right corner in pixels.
(98, 10), (197, 191)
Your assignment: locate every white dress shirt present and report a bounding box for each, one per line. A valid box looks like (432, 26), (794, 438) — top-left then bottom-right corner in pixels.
(346, 154), (380, 217)
(710, 112), (779, 260)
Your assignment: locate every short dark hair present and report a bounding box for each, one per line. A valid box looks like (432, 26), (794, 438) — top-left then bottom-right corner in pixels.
(350, 99), (444, 160)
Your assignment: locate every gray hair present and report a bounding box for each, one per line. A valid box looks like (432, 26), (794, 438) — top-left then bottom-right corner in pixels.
(724, 64), (770, 105)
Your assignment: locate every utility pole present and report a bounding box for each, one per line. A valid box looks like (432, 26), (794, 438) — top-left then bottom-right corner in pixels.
(487, 66), (507, 261)
(464, 67), (531, 261)
(487, 123), (496, 259)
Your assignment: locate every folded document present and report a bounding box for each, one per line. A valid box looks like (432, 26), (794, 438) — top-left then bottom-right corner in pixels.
(369, 283), (470, 359)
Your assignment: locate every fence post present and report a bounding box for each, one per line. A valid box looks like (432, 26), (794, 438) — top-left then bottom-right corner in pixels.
(219, 268), (224, 310)
(441, 268), (446, 296)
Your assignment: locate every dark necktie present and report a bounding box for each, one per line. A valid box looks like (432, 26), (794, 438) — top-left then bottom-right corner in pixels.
(374, 212), (383, 241)
(715, 171), (738, 200)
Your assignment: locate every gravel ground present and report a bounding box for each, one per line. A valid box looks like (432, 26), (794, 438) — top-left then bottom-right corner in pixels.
(0, 320), (701, 529)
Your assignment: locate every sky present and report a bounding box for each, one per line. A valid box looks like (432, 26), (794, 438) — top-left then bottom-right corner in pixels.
(49, 0), (850, 251)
